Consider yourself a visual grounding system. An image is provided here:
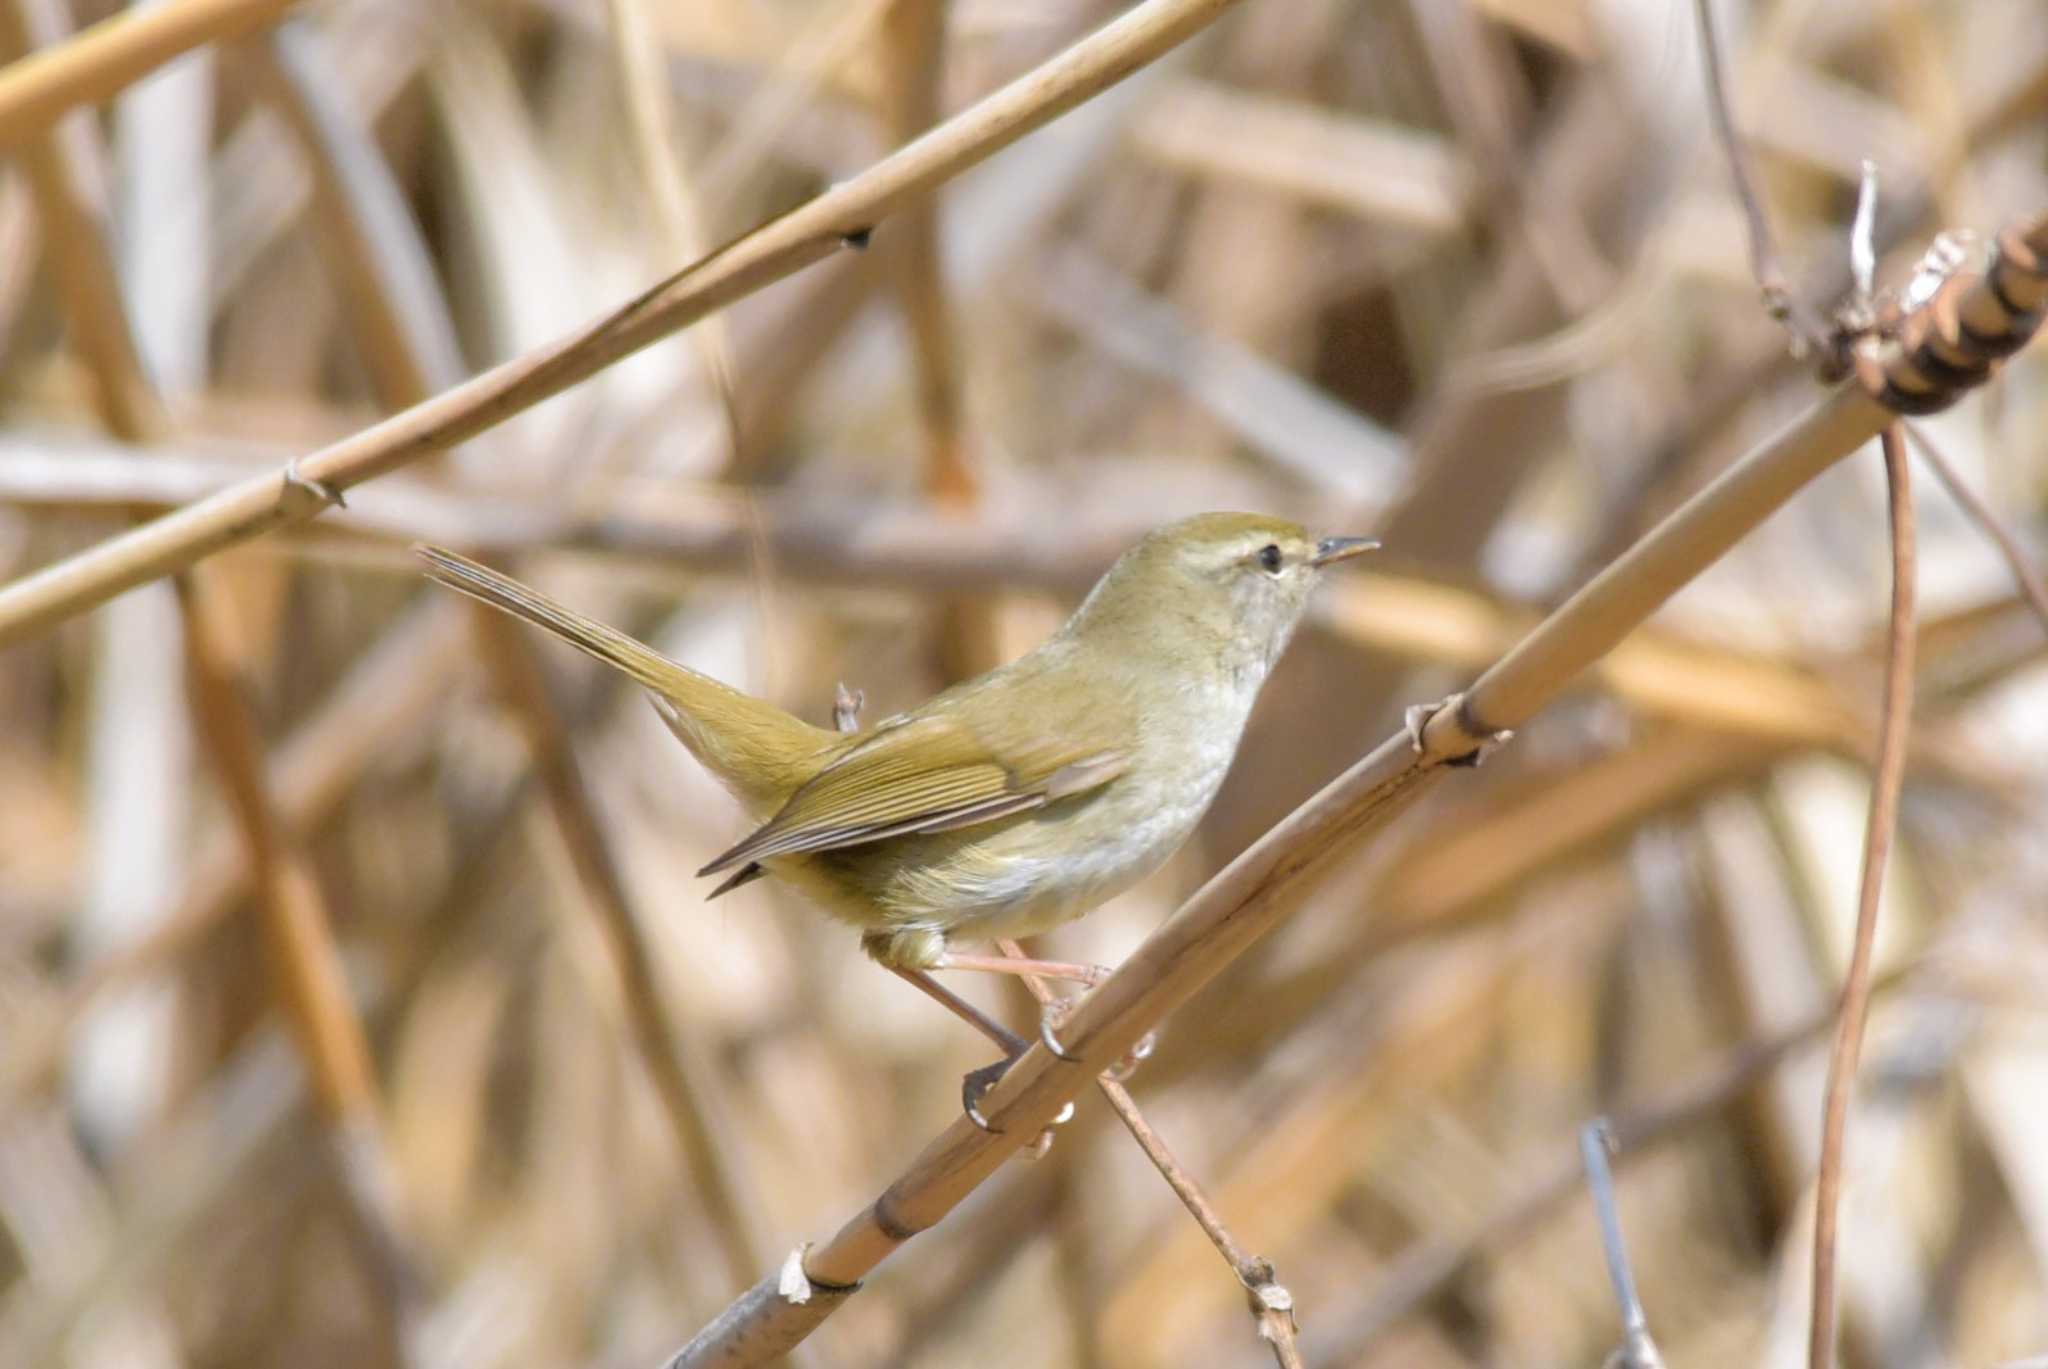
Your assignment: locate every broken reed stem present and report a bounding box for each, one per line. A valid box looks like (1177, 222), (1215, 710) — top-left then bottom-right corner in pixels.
(0, 0), (293, 149)
(0, 0), (1250, 647)
(247, 26), (773, 1290)
(1905, 422), (2048, 640)
(996, 940), (1302, 1367)
(1690, 0), (1829, 354)
(1807, 425), (1918, 1369)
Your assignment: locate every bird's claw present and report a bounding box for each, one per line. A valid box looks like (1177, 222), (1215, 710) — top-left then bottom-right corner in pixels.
(1040, 1000), (1083, 1061)
(962, 1052), (1076, 1152)
(961, 1057), (1013, 1132)
(1040, 997), (1156, 1081)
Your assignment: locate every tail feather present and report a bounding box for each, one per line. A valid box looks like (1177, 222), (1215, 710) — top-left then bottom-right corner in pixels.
(413, 544), (837, 808)
(416, 544), (677, 693)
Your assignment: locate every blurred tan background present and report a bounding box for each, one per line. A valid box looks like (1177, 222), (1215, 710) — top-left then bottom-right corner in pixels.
(4, 0), (2048, 1365)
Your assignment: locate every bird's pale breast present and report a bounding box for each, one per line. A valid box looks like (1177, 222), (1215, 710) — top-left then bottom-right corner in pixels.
(772, 667), (1257, 965)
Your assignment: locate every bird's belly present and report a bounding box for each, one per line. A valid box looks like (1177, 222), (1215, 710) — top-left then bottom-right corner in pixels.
(796, 757), (1225, 944)
(769, 699), (1249, 964)
(945, 795), (1198, 941)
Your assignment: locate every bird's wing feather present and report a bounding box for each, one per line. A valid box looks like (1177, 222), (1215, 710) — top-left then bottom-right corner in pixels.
(697, 710), (1128, 874)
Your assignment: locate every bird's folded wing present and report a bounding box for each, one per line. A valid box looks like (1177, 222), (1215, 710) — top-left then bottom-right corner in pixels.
(697, 713), (1127, 874)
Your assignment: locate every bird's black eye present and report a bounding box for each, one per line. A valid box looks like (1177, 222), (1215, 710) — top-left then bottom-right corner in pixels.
(1257, 543), (1284, 574)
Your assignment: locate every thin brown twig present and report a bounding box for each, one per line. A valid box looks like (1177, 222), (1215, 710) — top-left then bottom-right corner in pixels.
(1691, 0), (1831, 357)
(996, 940), (1301, 1368)
(0, 0), (1252, 648)
(1904, 421), (2048, 640)
(1103, 1080), (1303, 1367)
(1807, 423), (1917, 1369)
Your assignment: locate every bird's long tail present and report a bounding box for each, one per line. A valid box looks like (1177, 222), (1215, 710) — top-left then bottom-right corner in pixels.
(413, 544), (837, 808)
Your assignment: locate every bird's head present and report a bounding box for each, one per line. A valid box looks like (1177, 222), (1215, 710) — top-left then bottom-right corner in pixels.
(1071, 512), (1377, 685)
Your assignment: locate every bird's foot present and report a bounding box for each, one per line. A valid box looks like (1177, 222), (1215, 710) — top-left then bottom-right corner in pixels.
(960, 1055), (1013, 1132)
(961, 1049), (1075, 1148)
(1404, 692), (1514, 768)
(1039, 995), (1156, 1082)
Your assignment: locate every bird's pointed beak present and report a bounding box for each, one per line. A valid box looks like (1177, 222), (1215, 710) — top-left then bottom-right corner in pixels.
(1311, 536), (1379, 568)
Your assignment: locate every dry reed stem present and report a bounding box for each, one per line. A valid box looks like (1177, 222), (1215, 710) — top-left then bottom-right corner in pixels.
(0, 0), (292, 148)
(1425, 386), (1876, 742)
(0, 0), (156, 434)
(208, 1), (431, 310)
(0, 0), (1250, 647)
(1373, 729), (1780, 924)
(176, 584), (427, 1364)
(1807, 424), (1917, 1369)
(1130, 80), (1471, 235)
(1905, 422), (2048, 641)
(996, 940), (1302, 1367)
(1409, 0), (1610, 309)
(245, 27), (772, 1288)
(878, 0), (970, 510)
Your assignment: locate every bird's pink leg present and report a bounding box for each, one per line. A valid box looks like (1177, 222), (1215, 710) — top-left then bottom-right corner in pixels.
(937, 951), (1109, 986)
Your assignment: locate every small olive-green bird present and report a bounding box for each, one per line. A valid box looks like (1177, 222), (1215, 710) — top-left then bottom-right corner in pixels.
(415, 515), (1372, 978)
